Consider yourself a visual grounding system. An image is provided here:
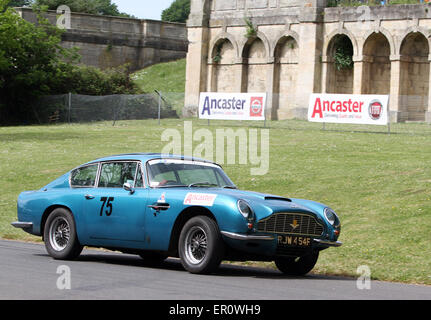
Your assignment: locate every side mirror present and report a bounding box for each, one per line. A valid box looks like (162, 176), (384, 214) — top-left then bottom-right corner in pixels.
(123, 182), (135, 194)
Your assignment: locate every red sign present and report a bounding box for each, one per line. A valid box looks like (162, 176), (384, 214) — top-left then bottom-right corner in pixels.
(250, 97), (263, 117)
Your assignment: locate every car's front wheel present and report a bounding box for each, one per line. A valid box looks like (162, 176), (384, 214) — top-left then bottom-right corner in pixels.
(274, 251), (319, 276)
(44, 208), (83, 260)
(178, 216), (224, 274)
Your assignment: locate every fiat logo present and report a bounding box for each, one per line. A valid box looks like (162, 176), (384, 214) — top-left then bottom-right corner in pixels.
(250, 97), (263, 117)
(368, 100), (383, 120)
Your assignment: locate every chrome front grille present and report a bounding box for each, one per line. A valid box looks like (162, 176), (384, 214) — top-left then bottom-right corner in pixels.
(257, 212), (324, 237)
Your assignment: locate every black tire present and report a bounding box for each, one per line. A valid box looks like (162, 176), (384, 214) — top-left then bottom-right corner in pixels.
(178, 216), (224, 274)
(43, 208), (83, 260)
(275, 251), (319, 276)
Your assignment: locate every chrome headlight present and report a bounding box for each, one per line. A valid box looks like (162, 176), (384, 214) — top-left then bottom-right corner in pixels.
(324, 207), (339, 226)
(237, 199), (253, 220)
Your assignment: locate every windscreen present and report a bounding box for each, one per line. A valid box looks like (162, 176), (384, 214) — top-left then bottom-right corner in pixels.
(147, 159), (235, 188)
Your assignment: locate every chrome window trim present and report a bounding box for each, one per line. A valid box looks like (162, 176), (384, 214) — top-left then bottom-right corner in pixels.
(134, 162), (146, 188)
(69, 160), (147, 189)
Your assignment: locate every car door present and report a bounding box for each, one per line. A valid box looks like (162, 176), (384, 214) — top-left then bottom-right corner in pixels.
(144, 188), (180, 251)
(82, 161), (148, 248)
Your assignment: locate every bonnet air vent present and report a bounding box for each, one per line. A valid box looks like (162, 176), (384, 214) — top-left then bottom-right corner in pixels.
(264, 196), (292, 202)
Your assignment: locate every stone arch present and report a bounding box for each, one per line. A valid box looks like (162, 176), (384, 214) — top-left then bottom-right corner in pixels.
(210, 36), (238, 92)
(273, 35), (299, 119)
(323, 28), (359, 58)
(361, 27), (396, 57)
(361, 32), (392, 95)
(396, 27), (431, 56)
(240, 31), (272, 61)
(272, 29), (300, 57)
(325, 34), (355, 94)
(399, 31), (429, 121)
(209, 32), (240, 62)
(242, 36), (268, 93)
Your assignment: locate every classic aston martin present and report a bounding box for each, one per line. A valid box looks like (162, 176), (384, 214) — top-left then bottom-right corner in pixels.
(12, 153), (342, 275)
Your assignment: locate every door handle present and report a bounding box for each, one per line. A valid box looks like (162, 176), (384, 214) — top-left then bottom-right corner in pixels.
(148, 203), (170, 211)
(85, 194), (95, 200)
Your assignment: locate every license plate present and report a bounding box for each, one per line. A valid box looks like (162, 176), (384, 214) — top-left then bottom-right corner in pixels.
(277, 235), (312, 247)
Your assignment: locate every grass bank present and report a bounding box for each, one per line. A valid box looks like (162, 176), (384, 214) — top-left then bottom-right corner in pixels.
(132, 59), (186, 117)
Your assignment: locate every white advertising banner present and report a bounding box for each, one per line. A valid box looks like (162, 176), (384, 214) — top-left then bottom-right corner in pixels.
(199, 92), (266, 120)
(308, 94), (389, 126)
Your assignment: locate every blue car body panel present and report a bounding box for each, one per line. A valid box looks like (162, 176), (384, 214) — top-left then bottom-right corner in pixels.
(15, 153), (341, 258)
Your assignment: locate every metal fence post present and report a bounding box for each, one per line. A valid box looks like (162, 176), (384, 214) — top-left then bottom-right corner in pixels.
(154, 90), (162, 125)
(158, 92), (162, 125)
(68, 92), (72, 124)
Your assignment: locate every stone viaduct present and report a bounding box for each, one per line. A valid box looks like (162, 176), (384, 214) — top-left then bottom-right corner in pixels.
(16, 7), (188, 71)
(184, 0), (431, 122)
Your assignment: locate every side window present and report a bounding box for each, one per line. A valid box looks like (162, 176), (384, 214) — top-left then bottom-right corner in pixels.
(98, 162), (137, 188)
(70, 164), (98, 187)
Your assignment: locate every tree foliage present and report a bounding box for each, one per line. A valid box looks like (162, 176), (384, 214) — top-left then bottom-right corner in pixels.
(33, 0), (134, 17)
(0, 1), (80, 123)
(333, 35), (354, 71)
(53, 64), (138, 96)
(7, 0), (32, 6)
(0, 1), (137, 124)
(161, 0), (190, 23)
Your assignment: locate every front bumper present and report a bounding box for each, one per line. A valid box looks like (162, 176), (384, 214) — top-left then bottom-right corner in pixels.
(11, 221), (33, 229)
(221, 231), (343, 248)
(313, 238), (343, 247)
(220, 231), (275, 241)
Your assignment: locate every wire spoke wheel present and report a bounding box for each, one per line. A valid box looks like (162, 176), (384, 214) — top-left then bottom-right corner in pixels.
(178, 216), (224, 274)
(185, 226), (208, 264)
(49, 217), (71, 252)
(44, 208), (83, 260)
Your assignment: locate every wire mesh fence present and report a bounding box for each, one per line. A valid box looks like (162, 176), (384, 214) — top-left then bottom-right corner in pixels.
(35, 92), (181, 125)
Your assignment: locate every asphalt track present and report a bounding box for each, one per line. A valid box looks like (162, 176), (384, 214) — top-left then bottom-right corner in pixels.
(0, 239), (430, 300)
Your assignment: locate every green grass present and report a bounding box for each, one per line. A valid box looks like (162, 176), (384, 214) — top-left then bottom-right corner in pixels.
(1, 119), (431, 285)
(132, 59), (186, 116)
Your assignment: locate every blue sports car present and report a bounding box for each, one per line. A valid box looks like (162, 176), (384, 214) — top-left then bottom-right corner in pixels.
(12, 153), (342, 275)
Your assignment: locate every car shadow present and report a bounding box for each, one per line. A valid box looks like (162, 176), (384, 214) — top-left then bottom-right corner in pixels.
(36, 249), (354, 282)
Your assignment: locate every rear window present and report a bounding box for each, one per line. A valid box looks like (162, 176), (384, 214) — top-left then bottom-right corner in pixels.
(70, 164), (98, 187)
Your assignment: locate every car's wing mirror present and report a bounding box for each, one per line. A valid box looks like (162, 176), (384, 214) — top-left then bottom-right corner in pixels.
(123, 182), (135, 194)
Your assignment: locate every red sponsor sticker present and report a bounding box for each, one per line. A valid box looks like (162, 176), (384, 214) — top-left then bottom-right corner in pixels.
(184, 193), (217, 206)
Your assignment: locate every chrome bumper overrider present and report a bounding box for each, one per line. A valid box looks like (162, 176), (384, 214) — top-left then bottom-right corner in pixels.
(11, 221), (33, 229)
(313, 239), (343, 247)
(220, 231), (342, 247)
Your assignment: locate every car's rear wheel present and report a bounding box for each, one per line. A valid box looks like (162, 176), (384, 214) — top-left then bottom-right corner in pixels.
(44, 208), (83, 260)
(274, 251), (319, 276)
(178, 216), (224, 274)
